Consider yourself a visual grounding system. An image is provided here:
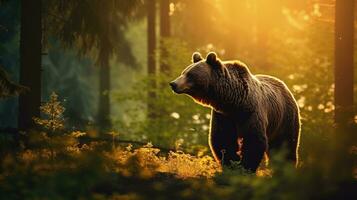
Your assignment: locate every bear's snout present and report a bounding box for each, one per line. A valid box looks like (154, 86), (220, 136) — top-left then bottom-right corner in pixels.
(169, 81), (178, 92)
(170, 76), (188, 94)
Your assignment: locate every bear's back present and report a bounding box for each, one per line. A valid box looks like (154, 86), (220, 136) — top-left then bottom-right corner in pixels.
(255, 74), (295, 102)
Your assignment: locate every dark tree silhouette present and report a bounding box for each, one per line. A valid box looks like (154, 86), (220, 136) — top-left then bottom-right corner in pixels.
(47, 0), (140, 132)
(160, 0), (170, 39)
(147, 0), (157, 119)
(0, 66), (28, 98)
(18, 0), (42, 130)
(333, 0), (355, 179)
(160, 0), (170, 74)
(334, 0), (354, 126)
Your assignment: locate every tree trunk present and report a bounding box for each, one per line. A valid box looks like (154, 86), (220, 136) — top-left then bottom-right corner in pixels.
(18, 0), (42, 130)
(160, 0), (170, 75)
(333, 0), (355, 179)
(98, 59), (111, 131)
(147, 0), (157, 119)
(254, 0), (270, 69)
(160, 0), (170, 38)
(334, 0), (354, 126)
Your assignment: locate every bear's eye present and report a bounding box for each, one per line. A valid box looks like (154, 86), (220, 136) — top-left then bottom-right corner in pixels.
(186, 72), (195, 80)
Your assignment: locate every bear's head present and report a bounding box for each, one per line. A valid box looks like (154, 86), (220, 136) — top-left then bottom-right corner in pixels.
(169, 52), (226, 106)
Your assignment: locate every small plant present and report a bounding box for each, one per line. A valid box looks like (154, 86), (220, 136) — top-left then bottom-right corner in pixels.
(107, 131), (120, 149)
(33, 92), (65, 132)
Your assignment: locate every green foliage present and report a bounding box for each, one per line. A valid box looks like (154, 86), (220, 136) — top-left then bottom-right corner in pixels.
(114, 38), (211, 149)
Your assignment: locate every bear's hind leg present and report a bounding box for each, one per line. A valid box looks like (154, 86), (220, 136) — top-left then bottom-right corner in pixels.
(286, 119), (300, 167)
(241, 133), (268, 172)
(269, 115), (300, 166)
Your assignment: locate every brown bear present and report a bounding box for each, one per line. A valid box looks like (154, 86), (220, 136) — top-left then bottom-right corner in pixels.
(170, 52), (301, 172)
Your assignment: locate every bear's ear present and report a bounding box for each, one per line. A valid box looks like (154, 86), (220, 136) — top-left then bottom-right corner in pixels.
(192, 52), (203, 63)
(206, 52), (219, 66)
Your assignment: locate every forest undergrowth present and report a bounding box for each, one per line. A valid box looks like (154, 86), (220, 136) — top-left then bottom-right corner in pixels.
(0, 93), (356, 200)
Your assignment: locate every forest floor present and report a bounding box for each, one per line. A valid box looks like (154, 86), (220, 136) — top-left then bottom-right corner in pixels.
(0, 130), (356, 200)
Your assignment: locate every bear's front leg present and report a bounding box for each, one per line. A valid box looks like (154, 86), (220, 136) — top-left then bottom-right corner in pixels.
(241, 120), (268, 172)
(209, 110), (241, 167)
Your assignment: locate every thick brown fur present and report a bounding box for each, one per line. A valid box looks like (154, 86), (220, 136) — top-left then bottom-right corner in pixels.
(170, 52), (301, 172)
